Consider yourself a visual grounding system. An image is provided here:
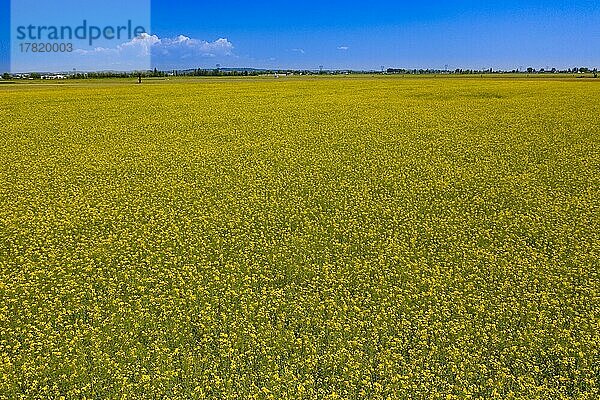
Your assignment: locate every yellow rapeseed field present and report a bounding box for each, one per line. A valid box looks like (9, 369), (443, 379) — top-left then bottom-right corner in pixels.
(0, 76), (599, 399)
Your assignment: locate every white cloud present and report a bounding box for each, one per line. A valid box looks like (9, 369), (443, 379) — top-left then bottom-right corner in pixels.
(75, 33), (161, 57)
(74, 33), (235, 69)
(155, 35), (234, 58)
(291, 48), (306, 54)
(123, 33), (162, 56)
(337, 46), (349, 51)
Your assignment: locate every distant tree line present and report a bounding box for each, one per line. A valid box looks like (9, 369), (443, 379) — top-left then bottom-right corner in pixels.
(386, 67), (598, 76)
(179, 68), (351, 76)
(186, 69), (264, 77)
(3, 66), (598, 80)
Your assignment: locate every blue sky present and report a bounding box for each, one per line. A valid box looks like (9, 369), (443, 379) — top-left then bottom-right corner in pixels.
(1, 0), (600, 72)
